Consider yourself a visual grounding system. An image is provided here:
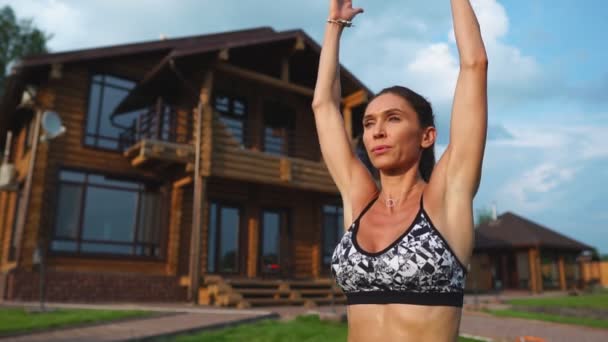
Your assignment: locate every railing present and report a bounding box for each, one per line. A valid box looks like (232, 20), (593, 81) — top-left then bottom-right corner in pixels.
(118, 105), (193, 150)
(215, 114), (319, 161)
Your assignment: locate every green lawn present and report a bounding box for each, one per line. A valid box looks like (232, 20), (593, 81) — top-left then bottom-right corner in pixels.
(158, 315), (483, 342)
(507, 293), (608, 309)
(0, 307), (151, 335)
(486, 292), (608, 329)
(489, 309), (608, 329)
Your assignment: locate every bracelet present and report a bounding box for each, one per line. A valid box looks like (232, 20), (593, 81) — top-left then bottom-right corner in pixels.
(327, 18), (354, 28)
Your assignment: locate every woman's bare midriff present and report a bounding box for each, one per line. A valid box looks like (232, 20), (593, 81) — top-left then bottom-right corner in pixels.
(346, 303), (462, 342)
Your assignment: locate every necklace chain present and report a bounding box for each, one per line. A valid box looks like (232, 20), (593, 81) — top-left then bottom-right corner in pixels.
(380, 183), (421, 209)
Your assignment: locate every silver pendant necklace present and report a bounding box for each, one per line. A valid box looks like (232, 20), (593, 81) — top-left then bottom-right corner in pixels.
(381, 192), (397, 208)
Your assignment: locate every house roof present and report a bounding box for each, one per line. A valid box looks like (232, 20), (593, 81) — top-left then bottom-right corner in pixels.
(475, 212), (593, 251)
(0, 27), (373, 149)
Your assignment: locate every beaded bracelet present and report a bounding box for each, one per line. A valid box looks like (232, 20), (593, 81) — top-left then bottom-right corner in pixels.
(327, 18), (354, 27)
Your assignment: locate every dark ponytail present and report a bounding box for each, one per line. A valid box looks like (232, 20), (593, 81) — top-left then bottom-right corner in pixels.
(369, 86), (436, 182)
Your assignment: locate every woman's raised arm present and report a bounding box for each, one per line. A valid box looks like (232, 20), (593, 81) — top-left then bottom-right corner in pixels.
(312, 1), (366, 198)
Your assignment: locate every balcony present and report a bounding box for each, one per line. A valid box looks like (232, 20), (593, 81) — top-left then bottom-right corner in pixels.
(119, 105), (194, 169)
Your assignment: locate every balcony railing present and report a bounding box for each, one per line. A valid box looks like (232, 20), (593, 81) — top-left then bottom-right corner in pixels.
(118, 105), (192, 150)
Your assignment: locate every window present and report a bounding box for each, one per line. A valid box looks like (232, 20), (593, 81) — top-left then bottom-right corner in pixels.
(8, 185), (23, 261)
(214, 93), (247, 147)
(51, 170), (164, 257)
(263, 101), (295, 156)
(207, 202), (241, 273)
(85, 74), (139, 150)
(321, 204), (344, 268)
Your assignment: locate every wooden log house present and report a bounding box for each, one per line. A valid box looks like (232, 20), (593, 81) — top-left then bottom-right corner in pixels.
(0, 27), (373, 307)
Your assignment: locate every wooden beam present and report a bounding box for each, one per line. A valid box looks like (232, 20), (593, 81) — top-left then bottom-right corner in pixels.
(173, 176), (193, 188)
(342, 89), (368, 108)
(216, 63), (314, 97)
(188, 69), (214, 303)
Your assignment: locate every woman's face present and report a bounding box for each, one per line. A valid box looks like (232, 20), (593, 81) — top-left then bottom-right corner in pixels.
(362, 93), (435, 173)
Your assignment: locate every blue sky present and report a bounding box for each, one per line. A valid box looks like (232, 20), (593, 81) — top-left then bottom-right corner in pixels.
(2, 0), (607, 253)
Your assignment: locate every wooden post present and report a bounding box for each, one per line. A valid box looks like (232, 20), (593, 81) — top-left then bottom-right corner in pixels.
(558, 255), (567, 291)
(188, 70), (214, 303)
(13, 109), (42, 266)
(281, 58), (289, 82)
(528, 248), (537, 293)
(155, 97), (163, 140)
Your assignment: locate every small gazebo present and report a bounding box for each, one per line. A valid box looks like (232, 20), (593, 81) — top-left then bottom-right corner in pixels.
(467, 212), (593, 293)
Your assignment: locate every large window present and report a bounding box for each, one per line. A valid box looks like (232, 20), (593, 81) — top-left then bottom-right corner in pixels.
(321, 204), (344, 269)
(214, 93), (247, 147)
(51, 170), (164, 257)
(207, 202), (241, 274)
(85, 74), (139, 150)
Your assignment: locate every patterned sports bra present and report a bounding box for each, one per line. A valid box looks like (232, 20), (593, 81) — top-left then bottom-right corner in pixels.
(331, 193), (467, 307)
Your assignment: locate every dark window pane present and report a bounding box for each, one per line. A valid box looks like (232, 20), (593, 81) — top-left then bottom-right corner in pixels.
(88, 174), (140, 190)
(85, 136), (96, 146)
(51, 240), (78, 252)
(59, 170), (87, 182)
(82, 187), (137, 242)
(233, 100), (246, 116)
(86, 83), (102, 135)
(219, 206), (239, 273)
(261, 211), (280, 274)
(137, 192), (161, 243)
(220, 116), (244, 145)
(81, 243), (133, 255)
(54, 183), (83, 239)
(215, 96), (230, 112)
(85, 75), (135, 150)
(207, 203), (217, 273)
(104, 75), (135, 89)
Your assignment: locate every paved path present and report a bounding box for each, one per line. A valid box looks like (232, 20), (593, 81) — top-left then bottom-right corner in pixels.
(460, 311), (608, 342)
(0, 303), (276, 342)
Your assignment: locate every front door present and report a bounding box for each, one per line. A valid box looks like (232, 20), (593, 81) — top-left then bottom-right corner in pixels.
(259, 209), (291, 278)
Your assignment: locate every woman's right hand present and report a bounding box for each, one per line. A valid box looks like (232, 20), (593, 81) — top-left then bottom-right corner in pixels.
(329, 0), (364, 21)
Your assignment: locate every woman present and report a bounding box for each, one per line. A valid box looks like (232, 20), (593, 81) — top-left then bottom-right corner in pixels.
(312, 0), (487, 341)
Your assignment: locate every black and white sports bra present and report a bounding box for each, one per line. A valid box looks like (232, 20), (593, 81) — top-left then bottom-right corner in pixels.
(331, 194), (468, 307)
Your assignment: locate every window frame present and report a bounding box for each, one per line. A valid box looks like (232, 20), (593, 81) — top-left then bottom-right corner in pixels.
(49, 167), (168, 260)
(213, 91), (248, 148)
(320, 202), (344, 273)
(83, 73), (138, 152)
(206, 199), (245, 275)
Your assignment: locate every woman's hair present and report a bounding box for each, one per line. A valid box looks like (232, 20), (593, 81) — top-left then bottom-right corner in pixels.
(361, 85), (436, 182)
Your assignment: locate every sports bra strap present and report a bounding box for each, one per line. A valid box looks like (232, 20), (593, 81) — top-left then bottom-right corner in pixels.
(353, 193), (380, 224)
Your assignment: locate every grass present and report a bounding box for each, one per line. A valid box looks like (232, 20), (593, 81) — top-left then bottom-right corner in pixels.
(158, 315), (483, 342)
(485, 291), (608, 329)
(0, 307), (151, 335)
(506, 292), (608, 309)
(488, 309), (608, 329)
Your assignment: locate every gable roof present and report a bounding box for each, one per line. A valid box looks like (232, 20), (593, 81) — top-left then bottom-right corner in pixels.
(0, 27), (372, 149)
(475, 212), (593, 251)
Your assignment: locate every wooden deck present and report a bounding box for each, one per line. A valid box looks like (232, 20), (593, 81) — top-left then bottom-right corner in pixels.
(198, 276), (346, 308)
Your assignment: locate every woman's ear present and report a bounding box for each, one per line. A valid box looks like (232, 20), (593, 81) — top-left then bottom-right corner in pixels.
(421, 126), (437, 149)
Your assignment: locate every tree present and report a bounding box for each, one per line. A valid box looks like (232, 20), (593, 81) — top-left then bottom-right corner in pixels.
(475, 207), (494, 226)
(0, 5), (51, 95)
